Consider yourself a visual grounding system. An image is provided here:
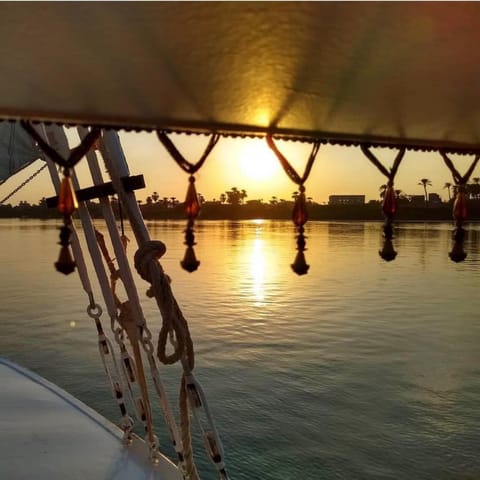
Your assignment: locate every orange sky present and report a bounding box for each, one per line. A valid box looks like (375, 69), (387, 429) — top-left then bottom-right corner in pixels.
(1, 128), (478, 206)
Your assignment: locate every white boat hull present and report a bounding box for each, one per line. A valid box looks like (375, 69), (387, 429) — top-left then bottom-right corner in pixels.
(0, 358), (182, 480)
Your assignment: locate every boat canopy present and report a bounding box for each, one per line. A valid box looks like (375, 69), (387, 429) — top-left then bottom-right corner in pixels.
(1, 3), (480, 153)
(0, 123), (44, 184)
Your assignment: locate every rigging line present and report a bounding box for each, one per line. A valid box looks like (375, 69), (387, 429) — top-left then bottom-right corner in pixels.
(44, 125), (135, 442)
(77, 128), (155, 435)
(8, 123), (15, 175)
(74, 126), (161, 453)
(0, 162), (48, 204)
(118, 197), (126, 237)
(102, 130), (194, 366)
(78, 127), (164, 445)
(92, 155), (146, 329)
(102, 130), (210, 477)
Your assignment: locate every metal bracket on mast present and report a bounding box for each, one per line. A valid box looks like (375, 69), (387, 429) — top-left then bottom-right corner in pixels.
(45, 174), (145, 208)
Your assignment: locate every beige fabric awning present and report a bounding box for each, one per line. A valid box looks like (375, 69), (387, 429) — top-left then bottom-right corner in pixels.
(1, 2), (480, 152)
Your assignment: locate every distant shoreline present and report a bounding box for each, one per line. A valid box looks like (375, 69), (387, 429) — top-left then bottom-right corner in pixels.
(3, 200), (480, 222)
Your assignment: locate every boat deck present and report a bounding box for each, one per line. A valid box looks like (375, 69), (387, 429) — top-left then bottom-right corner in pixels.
(0, 358), (182, 480)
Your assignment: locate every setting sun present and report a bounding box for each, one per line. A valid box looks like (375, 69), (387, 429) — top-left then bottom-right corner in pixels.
(239, 140), (280, 182)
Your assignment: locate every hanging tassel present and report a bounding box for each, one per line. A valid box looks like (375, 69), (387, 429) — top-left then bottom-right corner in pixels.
(55, 169), (78, 275)
(382, 185), (397, 217)
(291, 228), (309, 275)
(181, 245), (200, 273)
(379, 185), (397, 262)
(181, 176), (201, 272)
(449, 185), (467, 263)
(291, 186), (309, 275)
(292, 189), (308, 227)
(57, 173), (78, 216)
(453, 187), (468, 222)
(55, 237), (76, 275)
(184, 176), (201, 219)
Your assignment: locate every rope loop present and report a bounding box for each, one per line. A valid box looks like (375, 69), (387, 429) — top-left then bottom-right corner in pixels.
(134, 241), (167, 283)
(157, 324), (185, 365)
(440, 150), (480, 186)
(361, 144), (405, 183)
(21, 121), (101, 169)
(266, 134), (320, 186)
(157, 130), (220, 175)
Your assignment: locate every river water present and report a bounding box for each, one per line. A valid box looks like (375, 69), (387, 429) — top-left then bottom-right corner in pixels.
(1, 219), (479, 479)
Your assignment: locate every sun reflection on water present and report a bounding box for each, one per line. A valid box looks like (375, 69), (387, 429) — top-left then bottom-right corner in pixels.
(250, 237), (266, 305)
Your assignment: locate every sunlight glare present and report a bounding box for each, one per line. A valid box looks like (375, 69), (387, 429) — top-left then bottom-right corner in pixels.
(239, 140), (280, 182)
(250, 238), (266, 304)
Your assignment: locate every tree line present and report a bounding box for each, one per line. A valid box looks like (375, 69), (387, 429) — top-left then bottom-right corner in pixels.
(4, 180), (480, 221)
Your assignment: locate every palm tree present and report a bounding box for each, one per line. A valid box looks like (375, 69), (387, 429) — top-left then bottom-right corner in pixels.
(443, 182), (452, 201)
(418, 178), (432, 205)
(379, 184), (387, 199)
(152, 191), (159, 203)
(240, 189), (248, 204)
(226, 187), (241, 205)
(471, 177), (480, 199)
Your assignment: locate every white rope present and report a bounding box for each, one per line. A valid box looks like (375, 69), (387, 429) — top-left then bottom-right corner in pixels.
(88, 304), (134, 445)
(184, 373), (228, 479)
(101, 130), (230, 480)
(78, 127), (145, 328)
(139, 327), (185, 466)
(40, 123), (136, 444)
(77, 126), (186, 468)
(67, 166), (144, 428)
(71, 171), (118, 319)
(101, 131), (200, 479)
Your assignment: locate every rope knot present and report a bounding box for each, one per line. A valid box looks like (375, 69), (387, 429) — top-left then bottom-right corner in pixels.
(134, 240), (167, 283)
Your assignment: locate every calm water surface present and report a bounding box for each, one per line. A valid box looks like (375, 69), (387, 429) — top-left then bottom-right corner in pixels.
(1, 219), (479, 479)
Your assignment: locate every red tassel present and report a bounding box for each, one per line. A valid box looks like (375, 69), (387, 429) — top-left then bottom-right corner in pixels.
(184, 178), (200, 219)
(58, 175), (78, 215)
(292, 193), (308, 227)
(453, 190), (467, 222)
(382, 186), (397, 216)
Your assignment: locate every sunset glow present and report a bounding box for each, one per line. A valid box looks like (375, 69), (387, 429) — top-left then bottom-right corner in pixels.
(1, 130), (479, 207)
(238, 140), (280, 182)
